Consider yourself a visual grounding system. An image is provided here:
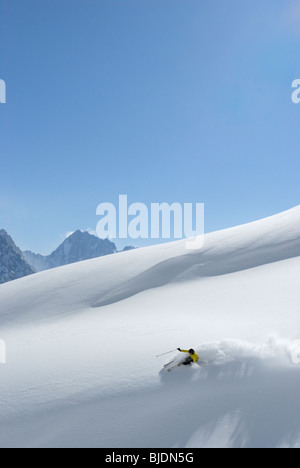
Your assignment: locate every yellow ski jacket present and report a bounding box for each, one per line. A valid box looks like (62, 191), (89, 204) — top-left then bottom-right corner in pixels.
(180, 349), (199, 363)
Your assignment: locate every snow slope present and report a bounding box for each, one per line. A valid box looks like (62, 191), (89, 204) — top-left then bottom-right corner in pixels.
(0, 206), (300, 448)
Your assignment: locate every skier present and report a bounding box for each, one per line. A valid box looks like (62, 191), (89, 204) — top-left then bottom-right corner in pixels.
(177, 348), (199, 365)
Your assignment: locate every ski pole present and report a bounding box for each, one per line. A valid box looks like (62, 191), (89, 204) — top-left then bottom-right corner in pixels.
(156, 349), (177, 358)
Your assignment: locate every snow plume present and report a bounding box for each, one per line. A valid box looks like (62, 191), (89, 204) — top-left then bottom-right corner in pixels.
(162, 337), (300, 377)
(195, 336), (300, 367)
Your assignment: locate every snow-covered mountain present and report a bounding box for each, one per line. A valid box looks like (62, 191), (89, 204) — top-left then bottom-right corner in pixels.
(0, 230), (34, 284)
(23, 230), (117, 272)
(1, 206), (300, 448)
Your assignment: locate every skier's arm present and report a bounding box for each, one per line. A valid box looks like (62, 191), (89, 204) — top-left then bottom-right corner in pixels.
(178, 348), (189, 354)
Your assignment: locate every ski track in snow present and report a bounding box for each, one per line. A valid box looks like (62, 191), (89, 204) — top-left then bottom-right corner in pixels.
(0, 206), (300, 447)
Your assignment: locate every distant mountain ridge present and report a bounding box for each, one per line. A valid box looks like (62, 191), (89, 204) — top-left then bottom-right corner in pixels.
(0, 229), (34, 284)
(0, 229), (135, 284)
(0, 228), (136, 283)
(23, 230), (118, 272)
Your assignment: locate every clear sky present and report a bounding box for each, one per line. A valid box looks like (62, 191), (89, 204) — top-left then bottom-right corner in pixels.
(0, 0), (300, 254)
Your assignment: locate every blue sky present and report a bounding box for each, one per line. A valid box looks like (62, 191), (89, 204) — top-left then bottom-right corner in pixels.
(0, 0), (300, 254)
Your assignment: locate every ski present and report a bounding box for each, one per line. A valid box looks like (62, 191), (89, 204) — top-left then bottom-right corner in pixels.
(168, 363), (183, 372)
(164, 360), (175, 368)
(167, 360), (208, 372)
